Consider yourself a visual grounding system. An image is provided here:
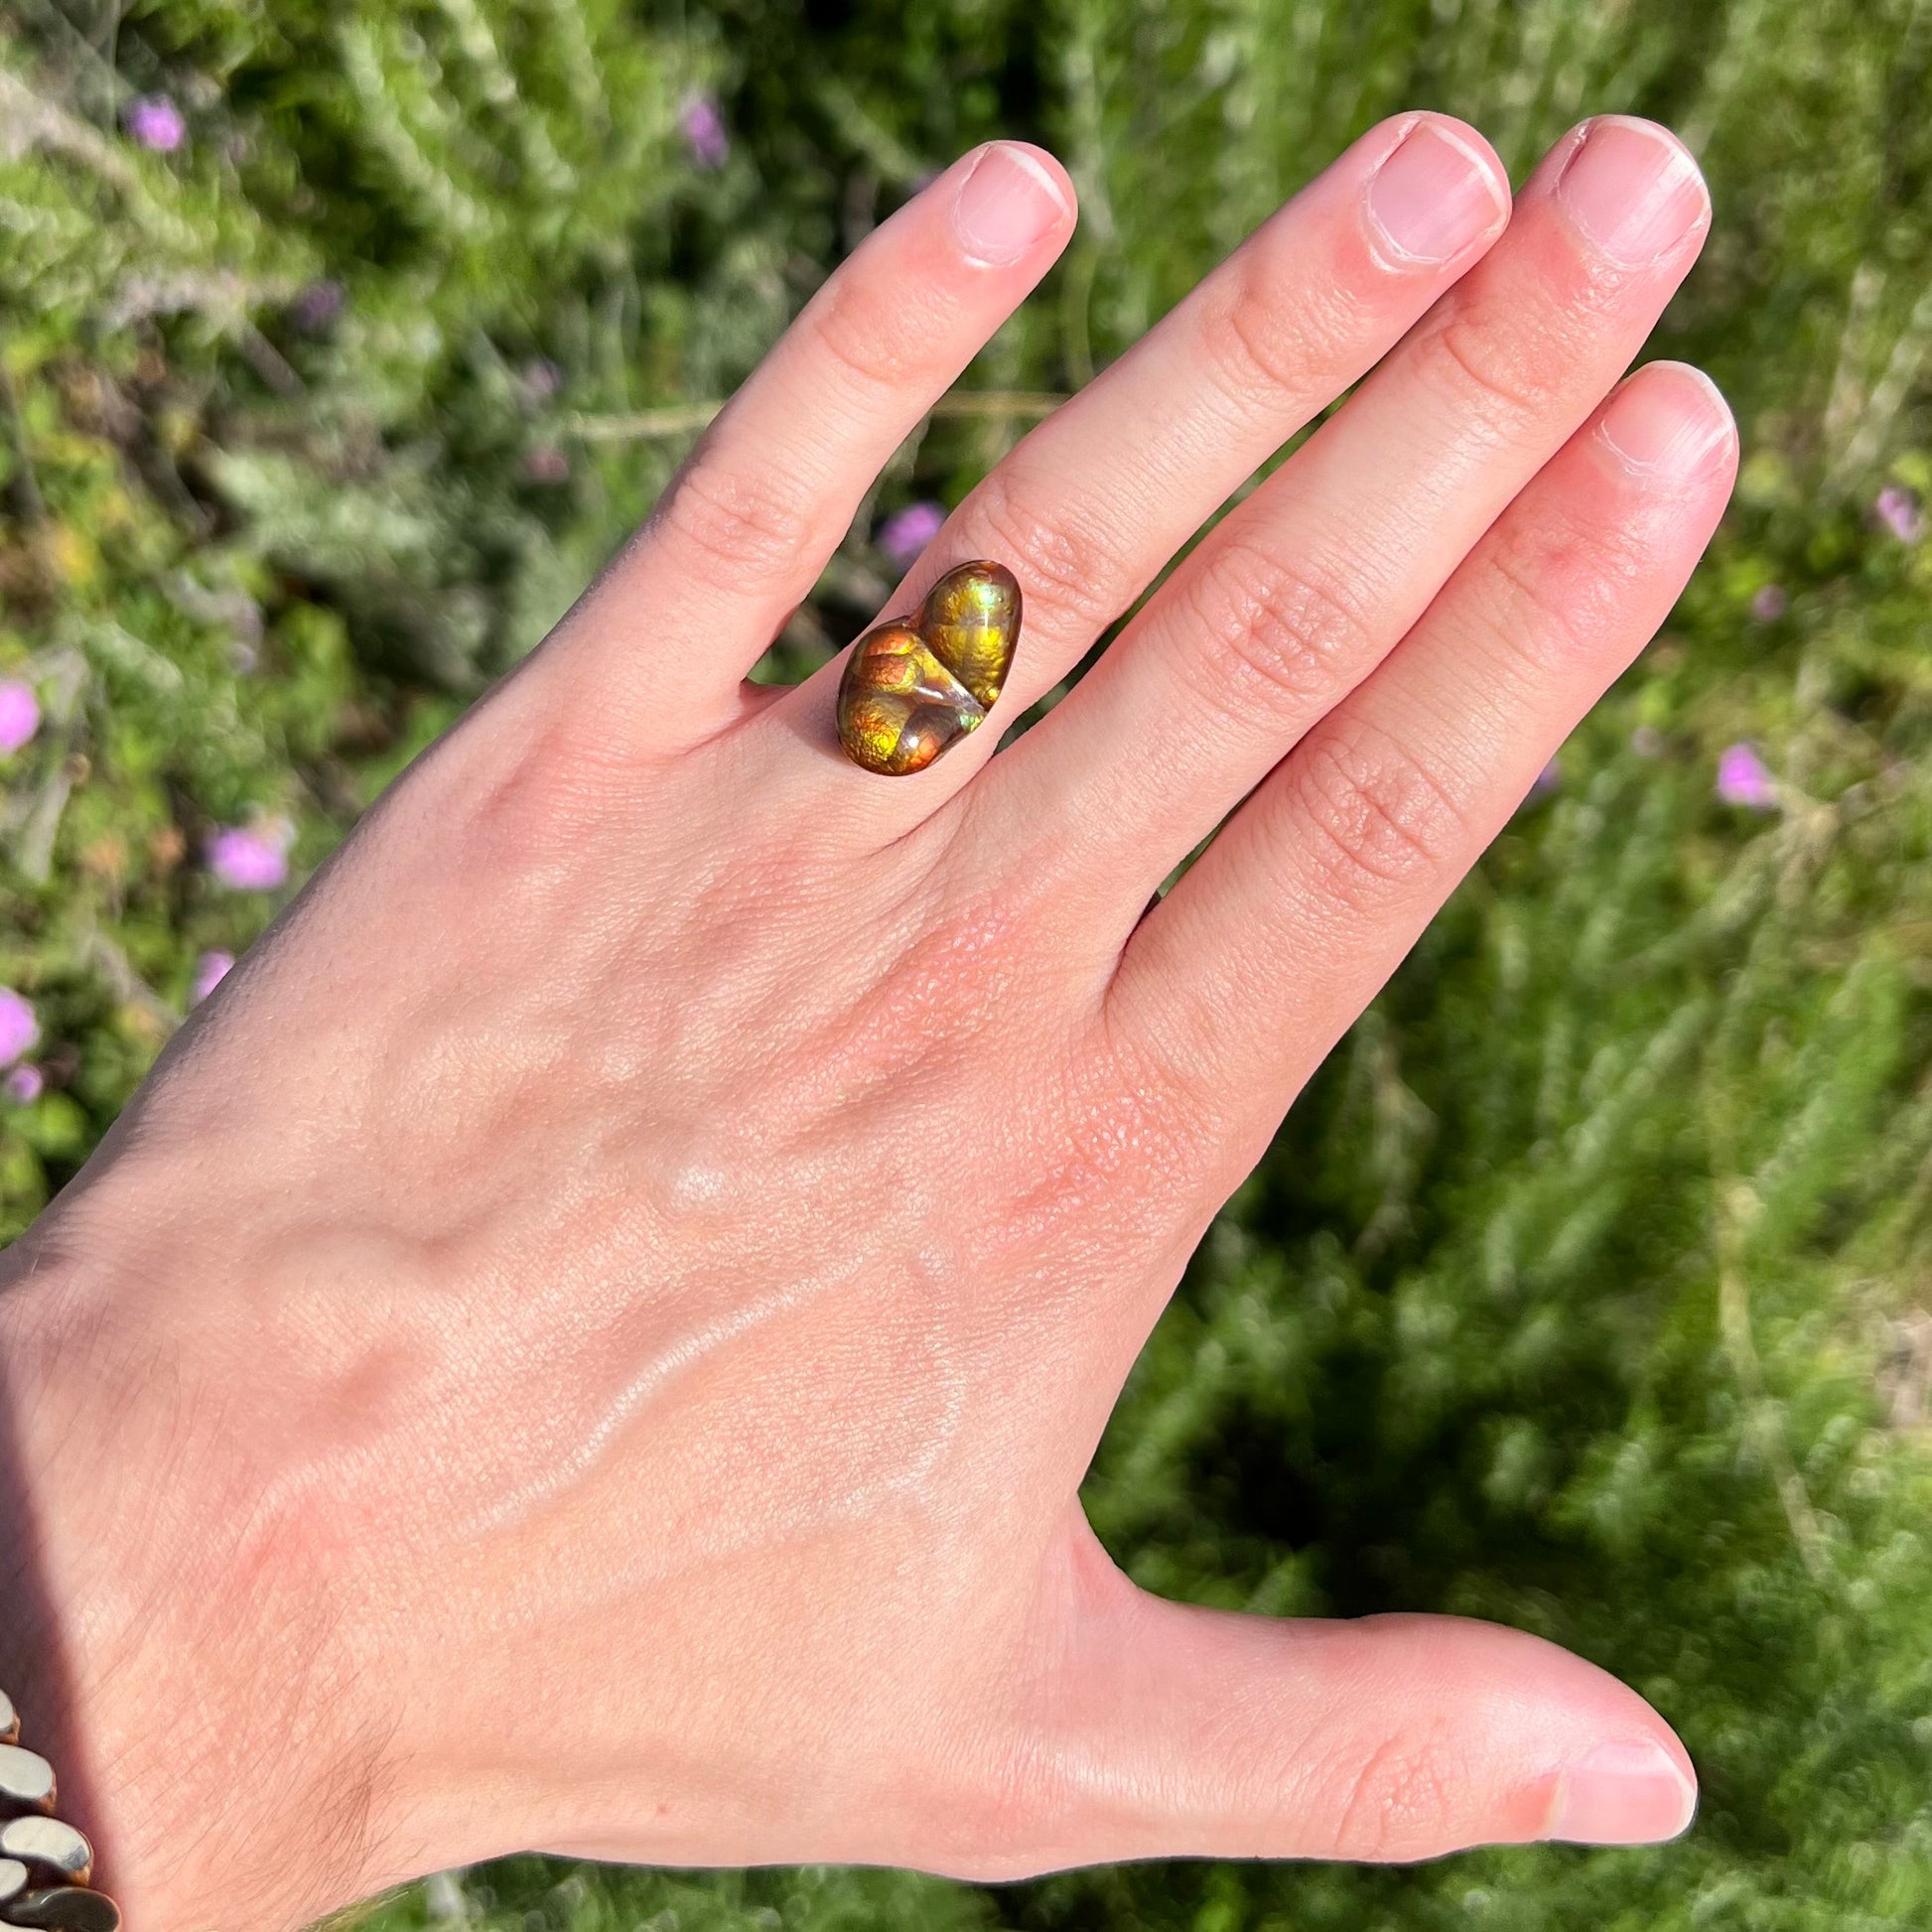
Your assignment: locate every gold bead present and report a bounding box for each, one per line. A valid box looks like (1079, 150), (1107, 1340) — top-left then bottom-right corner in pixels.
(836, 562), (1022, 775)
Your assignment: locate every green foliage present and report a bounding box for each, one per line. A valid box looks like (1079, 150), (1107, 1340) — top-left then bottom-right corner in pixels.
(4, 0), (1932, 1926)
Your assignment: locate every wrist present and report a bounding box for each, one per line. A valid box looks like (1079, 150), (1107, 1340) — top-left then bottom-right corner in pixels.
(0, 1214), (407, 1932)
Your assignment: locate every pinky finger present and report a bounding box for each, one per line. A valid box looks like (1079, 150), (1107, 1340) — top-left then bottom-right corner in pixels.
(1109, 360), (1738, 1159)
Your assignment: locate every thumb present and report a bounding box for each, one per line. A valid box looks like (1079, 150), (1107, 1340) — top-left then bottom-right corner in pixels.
(1003, 1521), (1696, 1870)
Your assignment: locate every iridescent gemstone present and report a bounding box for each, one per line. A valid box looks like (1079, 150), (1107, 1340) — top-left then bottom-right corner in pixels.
(836, 562), (1022, 775)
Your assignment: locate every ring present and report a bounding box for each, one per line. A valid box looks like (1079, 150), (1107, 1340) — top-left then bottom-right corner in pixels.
(836, 561), (1022, 775)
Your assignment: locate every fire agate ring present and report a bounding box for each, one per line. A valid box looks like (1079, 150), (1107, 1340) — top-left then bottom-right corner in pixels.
(834, 561), (1023, 776)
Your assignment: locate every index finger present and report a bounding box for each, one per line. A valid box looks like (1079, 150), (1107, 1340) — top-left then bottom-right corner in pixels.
(539, 142), (1077, 746)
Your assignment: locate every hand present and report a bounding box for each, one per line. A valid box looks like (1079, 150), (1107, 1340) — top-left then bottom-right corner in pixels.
(0, 113), (1731, 1932)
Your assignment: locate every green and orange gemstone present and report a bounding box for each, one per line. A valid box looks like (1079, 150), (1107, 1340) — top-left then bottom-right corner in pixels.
(835, 562), (1023, 775)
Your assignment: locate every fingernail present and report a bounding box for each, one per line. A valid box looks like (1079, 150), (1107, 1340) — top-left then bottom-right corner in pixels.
(1599, 362), (1736, 476)
(953, 143), (1070, 268)
(1557, 117), (1709, 268)
(1547, 1738), (1697, 1845)
(1365, 121), (1508, 265)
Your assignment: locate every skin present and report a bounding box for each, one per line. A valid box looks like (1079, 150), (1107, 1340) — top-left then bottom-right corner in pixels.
(0, 112), (1735, 1932)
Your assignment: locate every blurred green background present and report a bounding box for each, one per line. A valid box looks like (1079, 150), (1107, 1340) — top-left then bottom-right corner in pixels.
(5, 0), (1932, 1926)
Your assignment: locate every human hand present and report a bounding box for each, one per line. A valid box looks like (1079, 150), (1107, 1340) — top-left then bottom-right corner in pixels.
(0, 112), (1732, 1932)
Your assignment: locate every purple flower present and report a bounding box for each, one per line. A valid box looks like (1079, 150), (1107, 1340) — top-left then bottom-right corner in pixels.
(1717, 743), (1778, 811)
(192, 949), (235, 1004)
(679, 93), (729, 169)
(3, 1064), (43, 1106)
(877, 501), (946, 570)
(289, 280), (345, 334)
(1875, 483), (1926, 545)
(124, 94), (186, 154)
(1750, 584), (1789, 621)
(0, 989), (38, 1068)
(0, 679), (39, 756)
(1514, 753), (1562, 815)
(207, 820), (291, 892)
(522, 445), (570, 483)
(519, 356), (563, 403)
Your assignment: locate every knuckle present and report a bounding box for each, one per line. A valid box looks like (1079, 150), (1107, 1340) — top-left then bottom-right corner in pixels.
(1482, 509), (1648, 669)
(1408, 300), (1553, 430)
(1481, 531), (1596, 668)
(805, 273), (938, 399)
(1186, 538), (1378, 717)
(962, 468), (1132, 639)
(1327, 1730), (1459, 1862)
(1195, 261), (1362, 417)
(457, 711), (640, 874)
(653, 446), (823, 595)
(996, 1025), (1212, 1256)
(1288, 720), (1465, 909)
(1091, 999), (1217, 1176)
